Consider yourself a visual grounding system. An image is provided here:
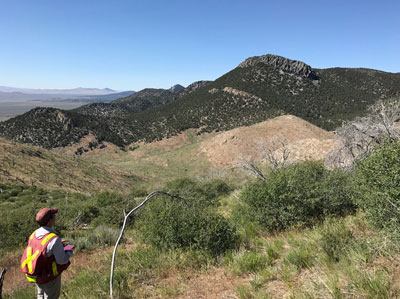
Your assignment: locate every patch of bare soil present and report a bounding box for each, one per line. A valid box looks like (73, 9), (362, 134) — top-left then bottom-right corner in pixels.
(173, 268), (248, 299)
(200, 115), (339, 168)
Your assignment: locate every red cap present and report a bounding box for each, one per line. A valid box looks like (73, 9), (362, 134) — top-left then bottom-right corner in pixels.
(36, 207), (58, 226)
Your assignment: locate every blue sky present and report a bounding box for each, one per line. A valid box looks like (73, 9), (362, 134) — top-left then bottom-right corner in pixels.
(0, 0), (399, 91)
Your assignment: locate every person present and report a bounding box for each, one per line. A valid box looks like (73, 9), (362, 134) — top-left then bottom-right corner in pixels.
(21, 207), (73, 299)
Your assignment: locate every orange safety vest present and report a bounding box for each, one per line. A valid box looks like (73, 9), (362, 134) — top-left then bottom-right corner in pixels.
(20, 231), (70, 284)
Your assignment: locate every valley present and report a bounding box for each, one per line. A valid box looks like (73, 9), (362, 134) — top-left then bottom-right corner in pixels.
(1, 54), (400, 298)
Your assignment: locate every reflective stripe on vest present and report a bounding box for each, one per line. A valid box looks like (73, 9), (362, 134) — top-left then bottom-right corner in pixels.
(21, 247), (40, 273)
(25, 274), (37, 283)
(52, 261), (58, 276)
(41, 233), (57, 246)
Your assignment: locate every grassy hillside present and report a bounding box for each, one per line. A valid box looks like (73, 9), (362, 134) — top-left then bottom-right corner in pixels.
(0, 137), (140, 194)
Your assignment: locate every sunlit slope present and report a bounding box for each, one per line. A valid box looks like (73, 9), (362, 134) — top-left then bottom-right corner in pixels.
(0, 137), (139, 194)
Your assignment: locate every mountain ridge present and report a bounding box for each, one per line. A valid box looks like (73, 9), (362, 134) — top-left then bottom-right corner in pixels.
(1, 54), (399, 149)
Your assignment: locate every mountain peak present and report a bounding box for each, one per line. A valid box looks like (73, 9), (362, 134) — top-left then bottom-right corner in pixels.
(169, 84), (185, 93)
(238, 54), (319, 81)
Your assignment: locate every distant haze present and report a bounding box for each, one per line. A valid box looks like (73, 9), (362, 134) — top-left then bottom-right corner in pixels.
(0, 85), (134, 120)
(0, 86), (118, 96)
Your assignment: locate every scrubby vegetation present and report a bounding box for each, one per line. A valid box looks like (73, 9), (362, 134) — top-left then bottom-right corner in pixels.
(355, 140), (400, 233)
(235, 161), (356, 232)
(137, 179), (238, 256)
(2, 58), (400, 149)
(4, 139), (400, 298)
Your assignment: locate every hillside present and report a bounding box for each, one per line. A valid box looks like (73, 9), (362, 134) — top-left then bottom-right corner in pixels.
(0, 137), (139, 194)
(50, 115), (338, 190)
(1, 54), (399, 149)
(200, 115), (338, 168)
(72, 81), (210, 117)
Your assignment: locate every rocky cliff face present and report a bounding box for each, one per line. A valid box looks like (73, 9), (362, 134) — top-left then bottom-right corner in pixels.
(169, 84), (185, 93)
(179, 81), (211, 97)
(239, 54), (320, 81)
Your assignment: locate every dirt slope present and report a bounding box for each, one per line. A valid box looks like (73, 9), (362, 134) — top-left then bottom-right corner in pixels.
(200, 115), (338, 168)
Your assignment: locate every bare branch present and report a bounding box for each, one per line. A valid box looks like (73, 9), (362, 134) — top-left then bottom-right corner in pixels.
(0, 267), (7, 299)
(259, 137), (292, 170)
(110, 191), (185, 299)
(238, 155), (266, 180)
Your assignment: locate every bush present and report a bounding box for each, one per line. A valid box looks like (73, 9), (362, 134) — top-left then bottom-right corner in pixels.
(165, 178), (232, 209)
(0, 185), (132, 251)
(72, 225), (119, 251)
(136, 180), (238, 256)
(356, 140), (400, 233)
(236, 161), (356, 232)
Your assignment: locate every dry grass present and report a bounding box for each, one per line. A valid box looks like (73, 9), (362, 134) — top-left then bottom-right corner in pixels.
(0, 137), (139, 194)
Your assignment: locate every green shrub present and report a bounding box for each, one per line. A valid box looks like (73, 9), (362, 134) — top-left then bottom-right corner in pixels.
(0, 202), (41, 249)
(72, 225), (119, 251)
(236, 161), (356, 232)
(136, 182), (238, 256)
(165, 178), (232, 209)
(356, 140), (400, 233)
(320, 169), (357, 217)
(0, 185), (131, 251)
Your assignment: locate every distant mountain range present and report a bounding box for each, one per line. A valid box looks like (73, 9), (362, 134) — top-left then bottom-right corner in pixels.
(0, 86), (135, 104)
(1, 54), (399, 149)
(0, 86), (117, 95)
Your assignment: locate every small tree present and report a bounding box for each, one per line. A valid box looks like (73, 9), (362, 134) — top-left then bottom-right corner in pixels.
(259, 137), (292, 169)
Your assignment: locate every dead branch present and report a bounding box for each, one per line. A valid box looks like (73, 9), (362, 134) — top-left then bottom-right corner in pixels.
(238, 137), (292, 179)
(0, 267), (7, 299)
(110, 191), (185, 299)
(258, 137), (291, 169)
(238, 155), (266, 180)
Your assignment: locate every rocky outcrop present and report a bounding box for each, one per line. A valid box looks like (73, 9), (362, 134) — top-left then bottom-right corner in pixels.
(180, 81), (211, 97)
(239, 54), (320, 81)
(169, 84), (185, 93)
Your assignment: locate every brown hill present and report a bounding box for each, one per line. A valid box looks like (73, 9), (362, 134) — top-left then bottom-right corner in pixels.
(200, 115), (338, 168)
